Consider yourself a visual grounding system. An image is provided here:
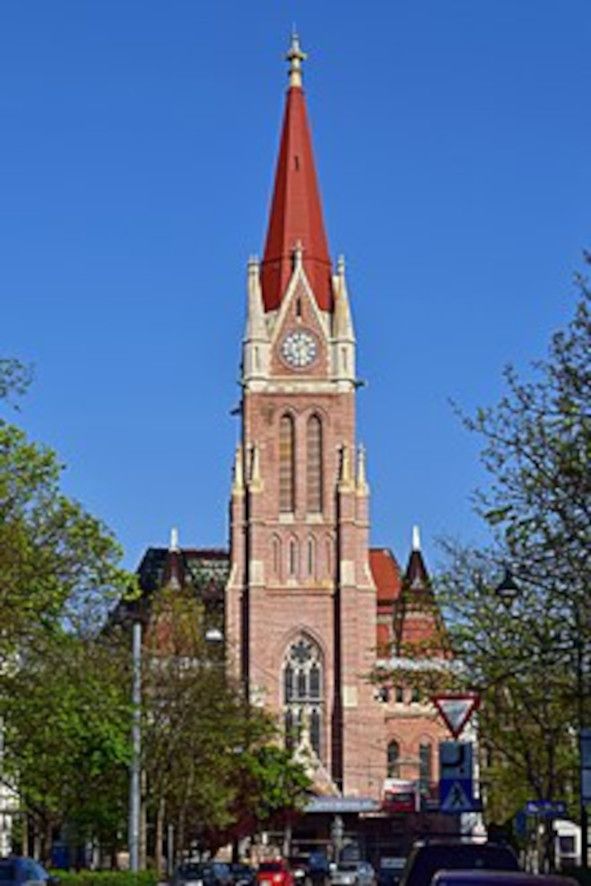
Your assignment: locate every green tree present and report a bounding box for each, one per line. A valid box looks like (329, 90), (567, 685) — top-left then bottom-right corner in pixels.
(436, 257), (590, 842)
(0, 357), (136, 859)
(0, 630), (132, 862)
(0, 420), (133, 662)
(140, 586), (309, 863)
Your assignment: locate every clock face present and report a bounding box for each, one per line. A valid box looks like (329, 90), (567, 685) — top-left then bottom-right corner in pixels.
(281, 330), (318, 369)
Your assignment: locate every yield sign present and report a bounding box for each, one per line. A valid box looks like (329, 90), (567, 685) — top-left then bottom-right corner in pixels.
(432, 693), (480, 738)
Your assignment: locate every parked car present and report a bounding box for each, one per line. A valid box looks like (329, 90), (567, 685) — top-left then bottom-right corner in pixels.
(308, 851), (331, 886)
(0, 858), (56, 886)
(256, 860), (294, 886)
(230, 864), (256, 886)
(330, 862), (376, 886)
(398, 842), (519, 886)
(431, 873), (577, 886)
(174, 862), (232, 886)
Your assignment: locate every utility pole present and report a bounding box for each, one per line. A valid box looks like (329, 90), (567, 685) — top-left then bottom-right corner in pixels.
(128, 618), (142, 872)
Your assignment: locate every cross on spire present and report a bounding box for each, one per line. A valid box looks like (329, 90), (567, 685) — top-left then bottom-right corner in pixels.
(286, 30), (307, 89)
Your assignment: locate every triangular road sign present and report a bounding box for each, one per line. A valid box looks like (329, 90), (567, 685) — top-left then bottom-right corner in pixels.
(432, 693), (480, 738)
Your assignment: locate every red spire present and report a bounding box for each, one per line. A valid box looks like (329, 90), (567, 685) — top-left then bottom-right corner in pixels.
(261, 35), (333, 313)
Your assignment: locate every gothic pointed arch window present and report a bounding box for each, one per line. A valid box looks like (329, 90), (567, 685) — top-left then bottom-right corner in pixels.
(306, 535), (316, 578)
(306, 414), (323, 513)
(419, 741), (432, 793)
(387, 739), (401, 777)
(279, 413), (295, 513)
(272, 535), (282, 579)
(282, 636), (323, 758)
(288, 537), (298, 578)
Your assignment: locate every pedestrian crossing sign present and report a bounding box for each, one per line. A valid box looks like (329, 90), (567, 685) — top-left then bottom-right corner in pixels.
(440, 778), (478, 813)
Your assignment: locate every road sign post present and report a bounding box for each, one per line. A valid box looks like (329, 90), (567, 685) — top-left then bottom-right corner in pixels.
(439, 741), (480, 814)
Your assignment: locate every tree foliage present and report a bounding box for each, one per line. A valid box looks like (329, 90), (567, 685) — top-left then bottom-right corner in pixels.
(0, 358), (136, 858)
(140, 585), (310, 858)
(436, 257), (591, 824)
(0, 630), (132, 860)
(0, 421), (134, 662)
(0, 358), (32, 406)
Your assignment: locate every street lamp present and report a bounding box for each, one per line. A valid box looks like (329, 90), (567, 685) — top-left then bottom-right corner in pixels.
(494, 566), (520, 610)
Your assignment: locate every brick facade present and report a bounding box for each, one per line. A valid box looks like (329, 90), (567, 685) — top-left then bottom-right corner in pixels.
(225, 43), (450, 799)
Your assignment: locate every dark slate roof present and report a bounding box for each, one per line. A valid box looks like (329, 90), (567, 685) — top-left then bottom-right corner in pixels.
(137, 547), (229, 599)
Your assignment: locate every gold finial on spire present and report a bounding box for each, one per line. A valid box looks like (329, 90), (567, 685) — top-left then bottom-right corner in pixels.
(286, 30), (307, 89)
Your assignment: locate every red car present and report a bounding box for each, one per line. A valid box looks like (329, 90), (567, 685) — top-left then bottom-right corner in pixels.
(256, 860), (294, 886)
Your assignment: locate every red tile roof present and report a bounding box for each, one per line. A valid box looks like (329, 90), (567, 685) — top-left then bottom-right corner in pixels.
(369, 548), (402, 603)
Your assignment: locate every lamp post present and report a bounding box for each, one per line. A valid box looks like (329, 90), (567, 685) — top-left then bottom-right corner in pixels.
(494, 568), (588, 869)
(128, 615), (142, 873)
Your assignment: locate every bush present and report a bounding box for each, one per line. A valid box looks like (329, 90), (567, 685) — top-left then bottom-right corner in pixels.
(51, 872), (158, 886)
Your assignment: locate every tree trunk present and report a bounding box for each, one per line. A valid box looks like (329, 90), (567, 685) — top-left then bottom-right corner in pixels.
(155, 797), (165, 876)
(21, 814), (28, 857)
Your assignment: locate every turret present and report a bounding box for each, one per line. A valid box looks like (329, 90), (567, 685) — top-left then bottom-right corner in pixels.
(242, 256), (270, 387)
(332, 254), (356, 384)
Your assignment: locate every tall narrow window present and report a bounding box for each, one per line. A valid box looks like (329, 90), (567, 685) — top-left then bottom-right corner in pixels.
(279, 414), (295, 512)
(288, 539), (298, 577)
(310, 709), (321, 755)
(307, 536), (316, 578)
(272, 536), (281, 578)
(325, 536), (332, 578)
(419, 742), (432, 793)
(310, 663), (320, 698)
(284, 664), (294, 702)
(306, 415), (323, 513)
(387, 740), (401, 777)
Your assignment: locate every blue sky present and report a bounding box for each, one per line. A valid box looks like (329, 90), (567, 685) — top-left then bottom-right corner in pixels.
(2, 1), (589, 572)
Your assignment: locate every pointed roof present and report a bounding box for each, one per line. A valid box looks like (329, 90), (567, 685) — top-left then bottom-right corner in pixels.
(405, 524), (430, 591)
(261, 34), (333, 313)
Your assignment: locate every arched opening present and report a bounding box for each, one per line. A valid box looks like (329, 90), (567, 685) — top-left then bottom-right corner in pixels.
(387, 739), (401, 777)
(283, 636), (324, 759)
(279, 413), (295, 513)
(272, 536), (282, 578)
(325, 535), (333, 579)
(288, 538), (298, 578)
(307, 536), (316, 578)
(419, 741), (432, 793)
(306, 414), (323, 513)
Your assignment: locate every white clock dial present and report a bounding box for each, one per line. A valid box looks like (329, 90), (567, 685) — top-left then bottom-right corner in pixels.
(281, 330), (318, 369)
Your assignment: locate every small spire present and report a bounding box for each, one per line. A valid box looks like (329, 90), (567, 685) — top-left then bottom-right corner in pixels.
(245, 254), (267, 341)
(356, 444), (369, 494)
(412, 524), (421, 552)
(337, 254), (346, 276)
(232, 445), (244, 494)
(167, 527), (182, 590)
(250, 444), (263, 491)
(286, 30), (307, 90)
(338, 444), (353, 489)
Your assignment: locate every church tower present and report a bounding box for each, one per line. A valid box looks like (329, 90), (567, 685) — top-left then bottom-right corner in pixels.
(226, 35), (384, 795)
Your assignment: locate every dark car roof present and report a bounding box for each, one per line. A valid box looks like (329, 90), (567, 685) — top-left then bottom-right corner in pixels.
(399, 843), (519, 886)
(432, 872), (577, 885)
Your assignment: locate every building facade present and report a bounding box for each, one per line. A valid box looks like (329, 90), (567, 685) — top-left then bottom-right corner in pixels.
(224, 36), (450, 799)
